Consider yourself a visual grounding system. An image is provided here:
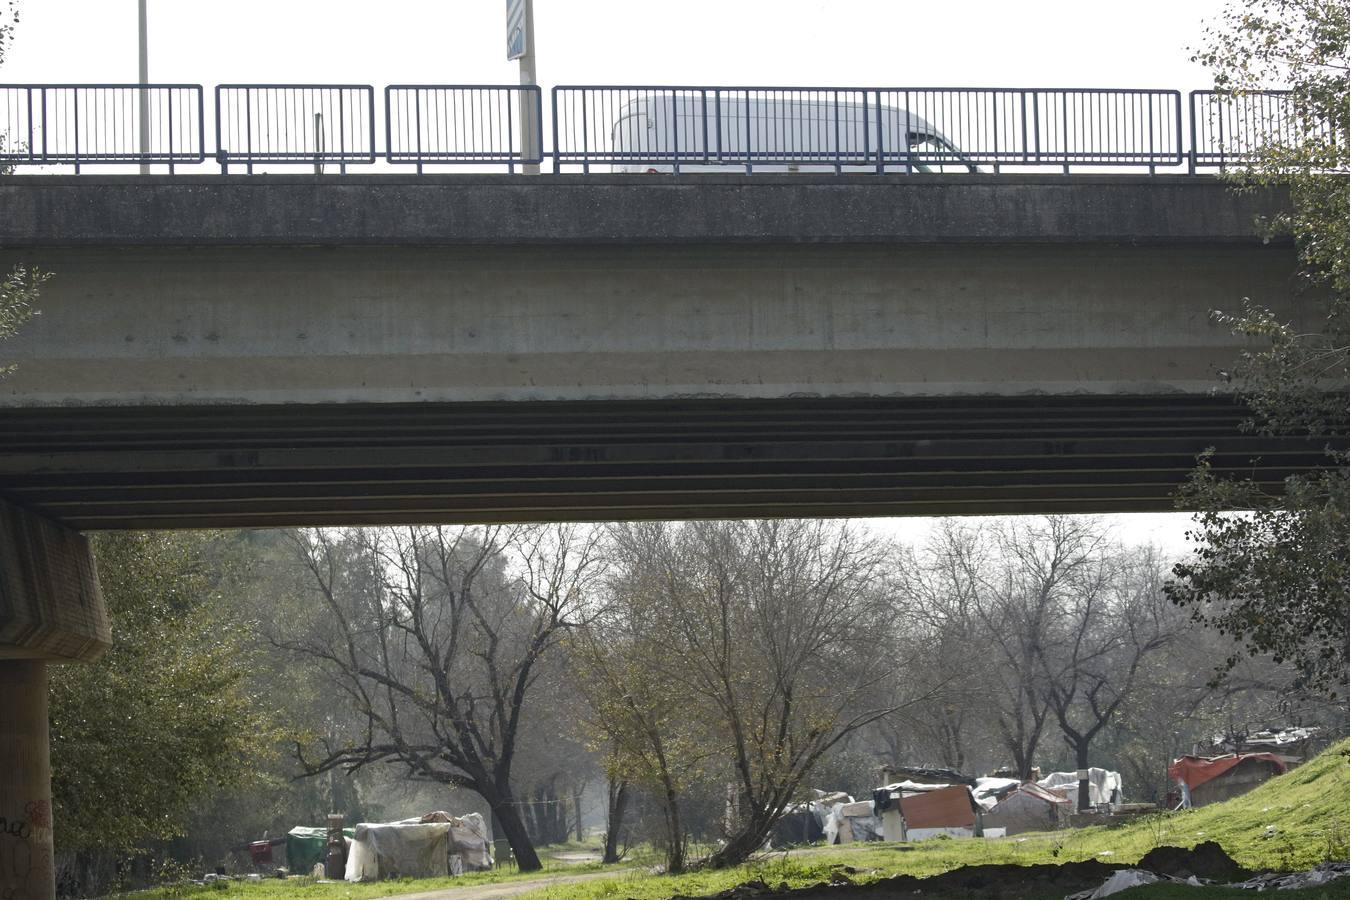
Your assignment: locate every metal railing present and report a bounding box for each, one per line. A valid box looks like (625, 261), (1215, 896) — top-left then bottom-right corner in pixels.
(0, 84), (203, 171)
(385, 85), (542, 171)
(215, 84), (375, 172)
(0, 81), (1312, 175)
(886, 88), (1181, 172)
(1189, 89), (1303, 172)
(552, 86), (1183, 173)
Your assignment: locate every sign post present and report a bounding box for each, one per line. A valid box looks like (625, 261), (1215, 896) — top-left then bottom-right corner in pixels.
(506, 0), (540, 174)
(138, 0), (149, 174)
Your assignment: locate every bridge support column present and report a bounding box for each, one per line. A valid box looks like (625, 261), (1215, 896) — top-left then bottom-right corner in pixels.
(0, 500), (110, 900)
(0, 661), (53, 900)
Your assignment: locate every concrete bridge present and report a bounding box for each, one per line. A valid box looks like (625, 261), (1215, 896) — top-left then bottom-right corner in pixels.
(0, 171), (1322, 899)
(0, 173), (1321, 528)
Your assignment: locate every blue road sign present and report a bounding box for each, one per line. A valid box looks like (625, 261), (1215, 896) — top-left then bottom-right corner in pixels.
(507, 0), (527, 60)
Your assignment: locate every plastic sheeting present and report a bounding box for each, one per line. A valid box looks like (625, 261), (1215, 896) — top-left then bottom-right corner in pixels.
(824, 800), (881, 843)
(777, 792), (854, 847)
(1068, 869), (1163, 900)
(1167, 753), (1287, 790)
(344, 813), (493, 882)
(971, 777), (1021, 811)
(1037, 768), (1123, 807)
(451, 814), (494, 871)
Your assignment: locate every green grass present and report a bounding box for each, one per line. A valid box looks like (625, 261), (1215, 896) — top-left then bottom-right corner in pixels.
(118, 853), (621, 900)
(122, 740), (1350, 900)
(514, 738), (1350, 900)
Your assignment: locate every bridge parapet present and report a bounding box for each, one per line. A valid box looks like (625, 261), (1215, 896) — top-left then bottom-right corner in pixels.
(0, 174), (1294, 246)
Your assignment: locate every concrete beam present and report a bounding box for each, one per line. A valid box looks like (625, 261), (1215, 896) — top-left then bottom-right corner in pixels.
(0, 242), (1310, 406)
(0, 499), (109, 662)
(0, 174), (1291, 247)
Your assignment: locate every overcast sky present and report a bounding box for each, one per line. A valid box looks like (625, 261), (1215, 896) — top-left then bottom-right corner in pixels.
(7, 1), (1228, 91)
(3, 0), (1235, 555)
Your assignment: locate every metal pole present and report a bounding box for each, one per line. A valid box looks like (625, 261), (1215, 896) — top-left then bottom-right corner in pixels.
(138, 0), (149, 173)
(517, 0), (539, 174)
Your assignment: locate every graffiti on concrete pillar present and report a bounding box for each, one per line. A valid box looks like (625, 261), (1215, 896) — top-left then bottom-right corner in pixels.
(0, 800), (53, 900)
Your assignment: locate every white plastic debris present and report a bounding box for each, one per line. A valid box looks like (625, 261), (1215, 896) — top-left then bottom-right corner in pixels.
(1068, 869), (1162, 900)
(1232, 862), (1350, 891)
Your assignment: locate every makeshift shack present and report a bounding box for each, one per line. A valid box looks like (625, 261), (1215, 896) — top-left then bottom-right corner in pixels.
(879, 765), (975, 787)
(1213, 726), (1319, 759)
(982, 782), (1072, 835)
(772, 791), (850, 847)
(824, 800), (882, 843)
(344, 812), (493, 882)
(971, 777), (1021, 810)
(873, 782), (983, 841)
(771, 807), (823, 846)
(1169, 753), (1288, 808)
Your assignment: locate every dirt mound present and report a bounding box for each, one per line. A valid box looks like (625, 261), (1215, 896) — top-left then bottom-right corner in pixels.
(863, 860), (1122, 898)
(1135, 841), (1251, 882)
(689, 860), (1122, 900)
(681, 842), (1253, 900)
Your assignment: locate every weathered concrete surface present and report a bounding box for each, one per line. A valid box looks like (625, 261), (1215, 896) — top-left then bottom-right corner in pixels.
(0, 174), (1291, 246)
(0, 242), (1309, 405)
(0, 499), (108, 661)
(0, 660), (54, 900)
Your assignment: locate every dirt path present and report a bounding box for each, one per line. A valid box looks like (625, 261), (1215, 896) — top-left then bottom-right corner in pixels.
(375, 868), (631, 900)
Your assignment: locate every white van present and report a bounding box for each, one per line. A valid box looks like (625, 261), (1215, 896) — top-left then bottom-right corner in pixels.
(608, 93), (975, 174)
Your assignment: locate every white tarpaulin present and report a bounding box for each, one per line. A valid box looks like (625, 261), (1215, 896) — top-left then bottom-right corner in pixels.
(825, 800), (882, 843)
(1037, 768), (1123, 807)
(344, 812), (494, 882)
(971, 777), (1020, 811)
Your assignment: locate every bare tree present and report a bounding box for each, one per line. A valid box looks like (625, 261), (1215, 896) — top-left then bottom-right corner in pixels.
(888, 536), (999, 772)
(1032, 543), (1178, 808)
(912, 519), (1077, 780)
(281, 524), (605, 872)
(573, 522), (710, 873)
(580, 520), (906, 870)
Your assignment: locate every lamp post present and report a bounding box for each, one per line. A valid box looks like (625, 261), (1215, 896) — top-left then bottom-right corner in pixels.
(138, 0), (149, 173)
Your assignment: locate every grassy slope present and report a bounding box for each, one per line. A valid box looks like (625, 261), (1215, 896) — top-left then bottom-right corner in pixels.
(514, 738), (1350, 900)
(122, 740), (1349, 900)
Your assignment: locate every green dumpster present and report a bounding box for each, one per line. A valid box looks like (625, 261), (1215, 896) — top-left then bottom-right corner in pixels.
(286, 826), (354, 874)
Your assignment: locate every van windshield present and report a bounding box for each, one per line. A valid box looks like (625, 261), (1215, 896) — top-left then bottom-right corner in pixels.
(906, 133), (972, 173)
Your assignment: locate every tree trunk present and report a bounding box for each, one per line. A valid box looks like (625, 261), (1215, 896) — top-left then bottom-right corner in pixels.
(1075, 742), (1091, 812)
(490, 798), (542, 872)
(707, 813), (776, 869)
(603, 780), (629, 864)
(573, 781), (585, 842)
(658, 776), (685, 874)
